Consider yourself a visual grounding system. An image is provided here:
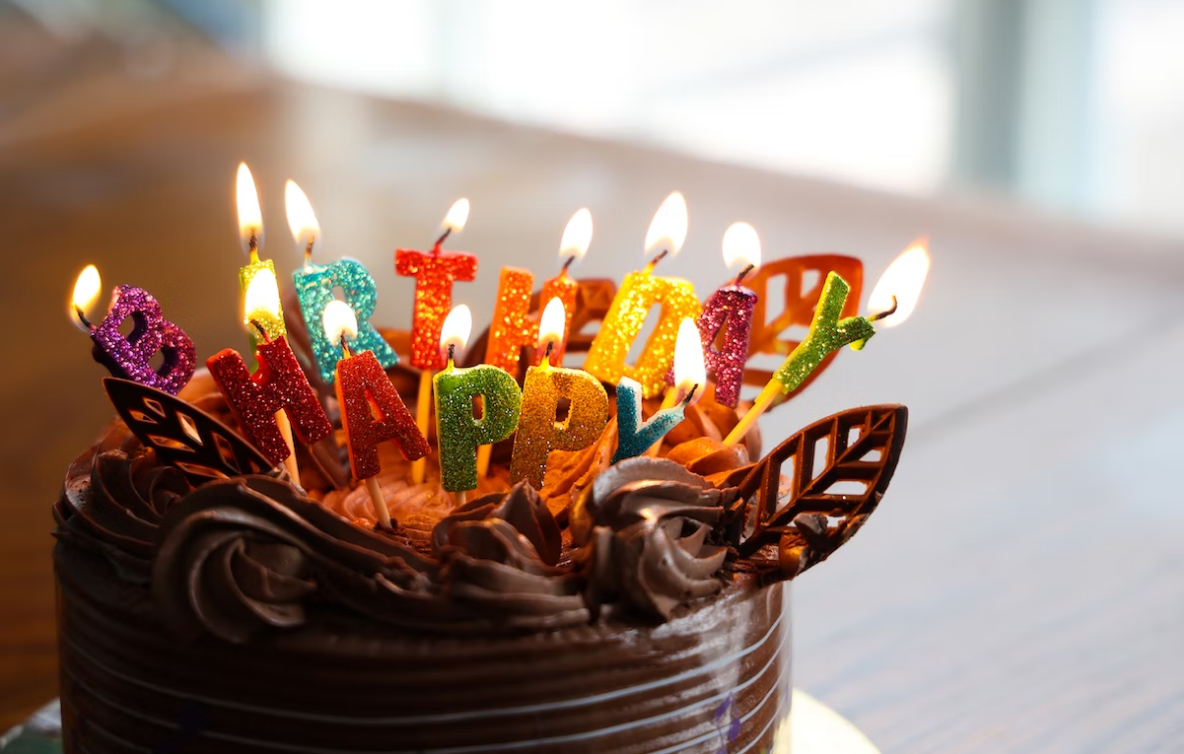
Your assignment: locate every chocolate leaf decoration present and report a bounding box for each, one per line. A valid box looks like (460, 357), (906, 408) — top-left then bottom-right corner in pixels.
(728, 404), (906, 576)
(104, 377), (276, 484)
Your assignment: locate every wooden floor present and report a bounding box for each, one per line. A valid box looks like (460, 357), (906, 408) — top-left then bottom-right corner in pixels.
(2, 20), (1184, 752)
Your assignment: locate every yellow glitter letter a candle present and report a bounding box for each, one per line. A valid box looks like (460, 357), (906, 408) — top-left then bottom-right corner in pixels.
(510, 299), (609, 489)
(584, 193), (700, 398)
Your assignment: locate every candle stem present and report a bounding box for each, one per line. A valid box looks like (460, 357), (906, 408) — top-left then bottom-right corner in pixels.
(724, 380), (780, 446)
(411, 369), (433, 485)
(276, 410), (300, 485)
(365, 476), (392, 529)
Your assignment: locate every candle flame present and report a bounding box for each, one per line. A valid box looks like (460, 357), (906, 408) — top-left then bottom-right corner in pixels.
(285, 180), (320, 249)
(673, 317), (706, 405)
(644, 191), (688, 258)
(236, 162), (263, 253)
(721, 222), (761, 272)
(442, 198), (470, 233)
(322, 300), (358, 345)
(243, 266), (282, 324)
(559, 208), (593, 262)
(537, 297), (567, 352)
(71, 264), (101, 331)
(440, 304), (473, 361)
(868, 239), (930, 327)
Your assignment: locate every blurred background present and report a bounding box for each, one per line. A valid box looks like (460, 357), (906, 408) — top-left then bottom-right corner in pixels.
(2, 2), (1183, 752)
(9, 0), (1184, 233)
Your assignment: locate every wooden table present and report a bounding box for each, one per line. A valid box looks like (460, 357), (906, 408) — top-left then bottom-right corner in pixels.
(2, 26), (1183, 752)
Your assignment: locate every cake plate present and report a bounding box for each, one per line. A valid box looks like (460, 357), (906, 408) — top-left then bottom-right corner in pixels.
(1, 691), (879, 754)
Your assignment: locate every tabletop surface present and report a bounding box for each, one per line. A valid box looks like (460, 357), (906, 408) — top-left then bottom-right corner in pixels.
(1, 23), (1183, 754)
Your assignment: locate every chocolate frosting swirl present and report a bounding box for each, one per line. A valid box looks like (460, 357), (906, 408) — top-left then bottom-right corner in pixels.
(571, 458), (736, 620)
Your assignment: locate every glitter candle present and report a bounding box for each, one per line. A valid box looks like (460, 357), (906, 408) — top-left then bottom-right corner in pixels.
(695, 222), (761, 408)
(509, 298), (609, 489)
(71, 268), (196, 396)
(539, 208), (591, 366)
(723, 244), (931, 446)
(585, 193), (700, 398)
(484, 266), (535, 373)
(611, 377), (692, 464)
(235, 164), (286, 354)
(395, 199), (478, 371)
(434, 306), (522, 493)
(292, 259), (398, 384)
(207, 335), (333, 465)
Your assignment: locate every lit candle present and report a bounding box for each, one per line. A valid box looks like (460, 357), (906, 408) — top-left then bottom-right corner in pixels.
(509, 298), (609, 489)
(397, 199), (478, 484)
(242, 270), (303, 481)
(584, 192), (701, 398)
(433, 305), (522, 502)
(288, 181), (398, 384)
(326, 301), (430, 529)
(612, 319), (704, 463)
(694, 222), (761, 407)
(235, 164), (285, 354)
(206, 332), (333, 472)
(71, 265), (196, 395)
(475, 208), (590, 478)
(723, 242), (931, 445)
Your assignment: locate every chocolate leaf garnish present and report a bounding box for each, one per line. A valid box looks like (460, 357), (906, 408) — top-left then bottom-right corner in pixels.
(728, 404), (906, 576)
(104, 377), (275, 484)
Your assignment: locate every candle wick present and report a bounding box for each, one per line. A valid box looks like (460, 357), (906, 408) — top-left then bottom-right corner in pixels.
(561, 255), (576, 274)
(340, 334), (353, 358)
(303, 235), (316, 265)
(682, 384), (699, 407)
(247, 231), (259, 259)
(647, 248), (669, 271)
(734, 263), (755, 287)
(433, 226), (452, 252)
(544, 340), (555, 362)
(447, 342), (456, 364)
(75, 305), (93, 330)
(867, 295), (899, 323)
(249, 319), (272, 343)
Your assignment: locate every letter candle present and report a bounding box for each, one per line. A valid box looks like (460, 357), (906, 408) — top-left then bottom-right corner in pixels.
(645, 317), (707, 457)
(584, 192), (701, 398)
(612, 318), (703, 464)
(723, 242), (931, 445)
(206, 323), (333, 476)
(475, 208), (590, 477)
(396, 199), (478, 484)
(509, 298), (609, 489)
(71, 265), (196, 395)
(433, 305), (522, 503)
(326, 301), (430, 529)
(694, 222), (761, 408)
(242, 271), (302, 481)
(287, 181), (399, 385)
(235, 164), (285, 354)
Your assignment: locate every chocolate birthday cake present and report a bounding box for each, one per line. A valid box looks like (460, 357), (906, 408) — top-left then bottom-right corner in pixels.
(54, 186), (916, 753)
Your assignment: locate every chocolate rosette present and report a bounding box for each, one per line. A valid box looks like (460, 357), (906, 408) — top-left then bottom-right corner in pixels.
(570, 457), (736, 620)
(431, 482), (589, 628)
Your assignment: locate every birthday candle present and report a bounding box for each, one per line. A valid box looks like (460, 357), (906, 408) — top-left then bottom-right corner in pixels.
(71, 266), (196, 395)
(326, 300), (430, 529)
(723, 242), (931, 445)
(235, 164), (286, 355)
(395, 199), (478, 371)
(433, 306), (522, 496)
(614, 318), (705, 463)
(584, 193), (700, 398)
(287, 181), (398, 385)
(509, 298), (609, 489)
(694, 222), (761, 407)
